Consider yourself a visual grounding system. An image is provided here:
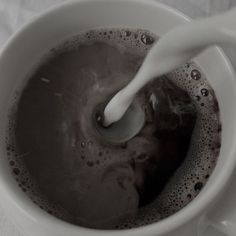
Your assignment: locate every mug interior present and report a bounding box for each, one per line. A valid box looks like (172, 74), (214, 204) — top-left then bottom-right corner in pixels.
(0, 1), (236, 235)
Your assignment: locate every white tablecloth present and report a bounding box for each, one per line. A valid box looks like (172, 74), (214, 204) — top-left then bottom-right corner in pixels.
(0, 0), (235, 235)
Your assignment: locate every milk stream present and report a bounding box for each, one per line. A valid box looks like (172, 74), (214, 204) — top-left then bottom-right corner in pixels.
(104, 7), (236, 127)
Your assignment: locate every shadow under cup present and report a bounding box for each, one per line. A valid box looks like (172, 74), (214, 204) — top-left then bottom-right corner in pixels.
(0, 0), (236, 235)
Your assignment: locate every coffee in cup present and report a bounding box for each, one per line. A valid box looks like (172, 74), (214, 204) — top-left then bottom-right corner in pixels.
(5, 28), (221, 229)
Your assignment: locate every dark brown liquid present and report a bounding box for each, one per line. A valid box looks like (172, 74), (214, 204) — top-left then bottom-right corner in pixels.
(7, 29), (221, 229)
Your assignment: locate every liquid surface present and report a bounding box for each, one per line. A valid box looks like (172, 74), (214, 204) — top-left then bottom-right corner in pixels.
(6, 29), (221, 229)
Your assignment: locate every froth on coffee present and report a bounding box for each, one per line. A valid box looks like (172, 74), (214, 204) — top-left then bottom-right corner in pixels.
(5, 28), (221, 229)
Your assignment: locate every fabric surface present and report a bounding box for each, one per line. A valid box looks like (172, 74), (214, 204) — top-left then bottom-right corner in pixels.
(0, 0), (235, 235)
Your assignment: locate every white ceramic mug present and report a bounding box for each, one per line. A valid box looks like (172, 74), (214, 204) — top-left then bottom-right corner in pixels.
(0, 1), (236, 236)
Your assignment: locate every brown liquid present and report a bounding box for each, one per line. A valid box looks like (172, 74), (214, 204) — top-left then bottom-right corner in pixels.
(6, 29), (221, 229)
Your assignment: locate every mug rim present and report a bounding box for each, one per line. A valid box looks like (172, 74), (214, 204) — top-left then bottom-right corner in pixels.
(1, 0), (236, 235)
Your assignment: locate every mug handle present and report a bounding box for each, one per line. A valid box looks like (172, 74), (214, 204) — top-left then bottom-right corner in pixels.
(199, 170), (236, 236)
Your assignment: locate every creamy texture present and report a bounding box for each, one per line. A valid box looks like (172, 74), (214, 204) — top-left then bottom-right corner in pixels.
(6, 29), (221, 229)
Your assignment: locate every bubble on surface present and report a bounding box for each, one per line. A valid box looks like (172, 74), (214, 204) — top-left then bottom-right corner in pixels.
(140, 33), (154, 45)
(190, 69), (201, 80)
